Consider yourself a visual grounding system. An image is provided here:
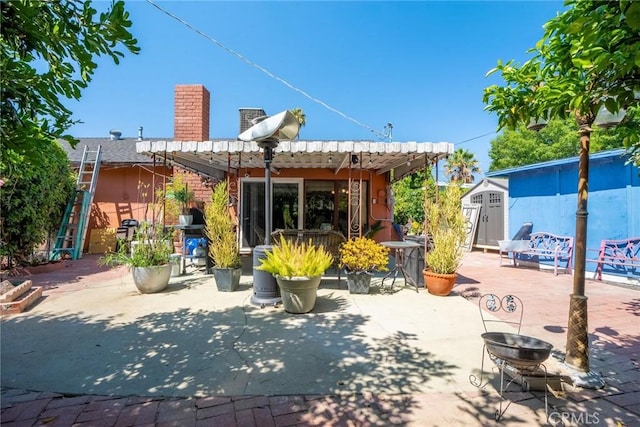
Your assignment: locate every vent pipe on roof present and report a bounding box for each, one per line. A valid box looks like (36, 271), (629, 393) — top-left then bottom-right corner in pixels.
(109, 129), (122, 140)
(138, 126), (143, 141)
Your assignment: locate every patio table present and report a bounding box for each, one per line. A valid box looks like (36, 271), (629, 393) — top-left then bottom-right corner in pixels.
(380, 241), (422, 292)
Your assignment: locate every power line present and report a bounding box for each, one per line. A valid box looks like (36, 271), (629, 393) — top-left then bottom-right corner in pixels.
(454, 131), (497, 146)
(145, 0), (389, 140)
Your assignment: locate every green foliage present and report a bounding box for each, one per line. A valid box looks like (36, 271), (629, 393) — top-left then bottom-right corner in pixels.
(257, 236), (333, 278)
(392, 169), (435, 227)
(290, 108), (306, 127)
(1, 0), (139, 158)
(165, 174), (195, 215)
(364, 220), (384, 239)
(100, 223), (173, 268)
(205, 181), (241, 269)
(483, 1), (639, 166)
(444, 149), (481, 183)
(339, 237), (389, 273)
(617, 106), (640, 167)
(0, 0), (138, 265)
(424, 182), (466, 274)
(0, 139), (75, 265)
(488, 116), (628, 171)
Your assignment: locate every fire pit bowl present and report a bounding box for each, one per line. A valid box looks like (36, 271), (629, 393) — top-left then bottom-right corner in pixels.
(481, 332), (553, 368)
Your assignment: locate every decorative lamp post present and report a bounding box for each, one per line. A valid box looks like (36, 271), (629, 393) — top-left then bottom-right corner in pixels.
(238, 110), (300, 306)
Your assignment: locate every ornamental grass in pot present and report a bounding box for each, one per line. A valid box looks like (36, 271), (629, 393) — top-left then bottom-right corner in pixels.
(205, 181), (241, 292)
(100, 222), (174, 293)
(165, 175), (195, 225)
(339, 237), (390, 294)
(256, 237), (333, 313)
(423, 181), (466, 296)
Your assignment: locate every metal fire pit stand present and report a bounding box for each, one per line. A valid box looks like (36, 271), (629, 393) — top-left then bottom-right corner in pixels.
(469, 294), (549, 422)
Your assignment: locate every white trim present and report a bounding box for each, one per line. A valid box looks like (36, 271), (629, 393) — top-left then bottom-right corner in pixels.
(137, 140), (454, 156)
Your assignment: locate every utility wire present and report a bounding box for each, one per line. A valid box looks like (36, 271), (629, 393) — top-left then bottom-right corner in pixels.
(145, 0), (495, 146)
(454, 131), (497, 146)
(145, 0), (389, 140)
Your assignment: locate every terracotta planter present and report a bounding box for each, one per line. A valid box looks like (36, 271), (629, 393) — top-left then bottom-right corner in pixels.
(275, 275), (322, 314)
(423, 269), (457, 296)
(131, 264), (171, 294)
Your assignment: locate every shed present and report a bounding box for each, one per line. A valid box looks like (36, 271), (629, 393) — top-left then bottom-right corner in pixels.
(461, 178), (509, 250)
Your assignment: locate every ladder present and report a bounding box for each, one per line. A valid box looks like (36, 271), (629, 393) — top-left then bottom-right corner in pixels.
(50, 145), (102, 260)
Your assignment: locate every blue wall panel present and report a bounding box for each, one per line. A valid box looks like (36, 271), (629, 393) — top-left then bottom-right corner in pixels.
(496, 151), (639, 278)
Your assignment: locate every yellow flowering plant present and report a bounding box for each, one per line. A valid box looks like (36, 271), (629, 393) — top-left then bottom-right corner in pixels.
(339, 237), (390, 273)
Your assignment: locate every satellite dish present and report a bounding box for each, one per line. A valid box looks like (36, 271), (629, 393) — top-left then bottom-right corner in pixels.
(238, 110), (300, 146)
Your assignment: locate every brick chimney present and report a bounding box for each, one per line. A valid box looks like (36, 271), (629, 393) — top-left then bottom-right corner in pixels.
(174, 85), (210, 141)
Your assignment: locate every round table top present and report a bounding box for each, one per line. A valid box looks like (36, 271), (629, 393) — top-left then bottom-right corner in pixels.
(380, 240), (421, 249)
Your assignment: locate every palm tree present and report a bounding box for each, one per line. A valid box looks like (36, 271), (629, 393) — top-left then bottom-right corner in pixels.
(290, 108), (306, 139)
(445, 148), (481, 183)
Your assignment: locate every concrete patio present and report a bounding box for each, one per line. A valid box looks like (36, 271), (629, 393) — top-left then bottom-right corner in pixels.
(1, 250), (638, 426)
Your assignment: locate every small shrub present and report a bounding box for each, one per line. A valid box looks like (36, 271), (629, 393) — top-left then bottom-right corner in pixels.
(257, 237), (333, 278)
(339, 237), (389, 273)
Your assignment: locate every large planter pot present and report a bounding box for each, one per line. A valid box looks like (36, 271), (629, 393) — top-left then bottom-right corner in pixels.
(423, 269), (457, 296)
(132, 264), (171, 294)
(346, 271), (372, 294)
(211, 267), (241, 292)
(275, 275), (322, 314)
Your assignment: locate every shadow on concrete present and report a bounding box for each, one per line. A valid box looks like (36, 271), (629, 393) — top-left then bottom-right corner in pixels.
(1, 298), (459, 423)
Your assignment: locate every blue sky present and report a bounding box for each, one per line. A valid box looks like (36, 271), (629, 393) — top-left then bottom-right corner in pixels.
(68, 0), (566, 175)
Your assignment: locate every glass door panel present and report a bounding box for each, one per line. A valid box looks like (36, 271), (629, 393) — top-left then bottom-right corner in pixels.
(241, 181), (265, 248)
(240, 179), (302, 249)
(305, 181), (335, 230)
(273, 183), (301, 231)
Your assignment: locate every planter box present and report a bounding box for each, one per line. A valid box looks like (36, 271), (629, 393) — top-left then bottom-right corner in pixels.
(346, 271), (372, 294)
(211, 267), (241, 292)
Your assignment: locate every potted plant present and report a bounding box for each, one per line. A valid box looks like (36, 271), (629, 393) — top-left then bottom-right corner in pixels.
(256, 237), (333, 313)
(205, 181), (241, 292)
(339, 237), (389, 294)
(422, 181), (466, 296)
(100, 222), (174, 294)
(165, 175), (195, 225)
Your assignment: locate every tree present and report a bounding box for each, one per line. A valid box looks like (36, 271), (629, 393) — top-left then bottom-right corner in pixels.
(488, 116), (629, 171)
(1, 0), (140, 155)
(0, 1), (139, 266)
(290, 108), (306, 139)
(483, 0), (640, 377)
(391, 169), (435, 230)
(0, 142), (76, 265)
(444, 149), (481, 183)
(483, 1), (639, 165)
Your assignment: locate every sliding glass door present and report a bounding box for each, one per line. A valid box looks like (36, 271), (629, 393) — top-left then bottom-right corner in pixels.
(240, 179), (302, 249)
